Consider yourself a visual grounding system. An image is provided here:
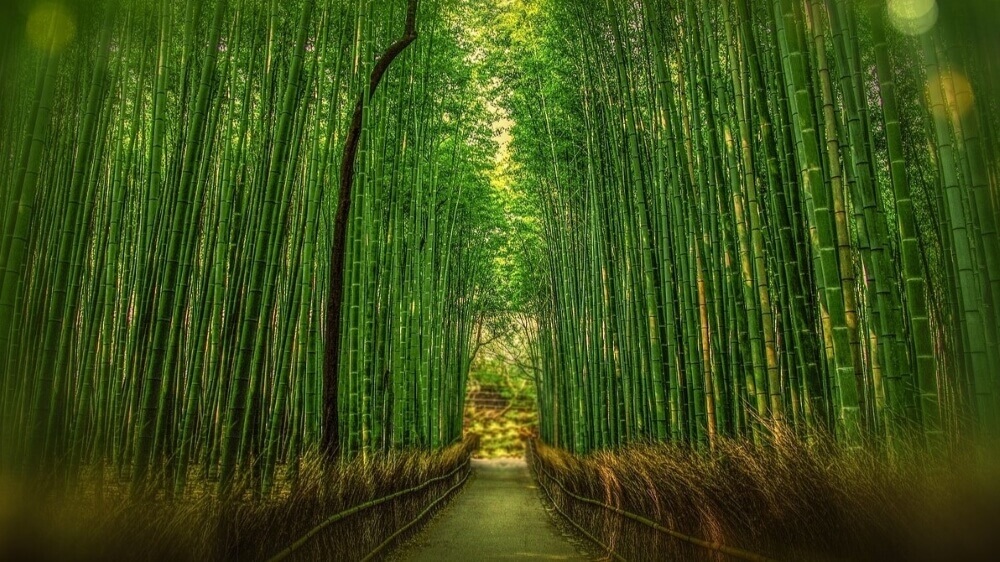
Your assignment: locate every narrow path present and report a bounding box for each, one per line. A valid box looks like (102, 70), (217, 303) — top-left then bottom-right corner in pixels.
(395, 458), (591, 561)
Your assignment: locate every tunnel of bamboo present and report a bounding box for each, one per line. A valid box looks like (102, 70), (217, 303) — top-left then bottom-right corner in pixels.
(2, 0), (1000, 500)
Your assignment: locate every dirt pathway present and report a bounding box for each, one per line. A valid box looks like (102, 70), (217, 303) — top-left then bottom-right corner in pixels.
(394, 458), (591, 561)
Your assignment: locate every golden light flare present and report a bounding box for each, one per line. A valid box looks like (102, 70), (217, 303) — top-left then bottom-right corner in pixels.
(887, 0), (938, 36)
(26, 2), (76, 52)
(926, 69), (975, 121)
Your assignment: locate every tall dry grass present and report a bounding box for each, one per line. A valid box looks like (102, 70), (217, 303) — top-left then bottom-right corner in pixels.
(0, 436), (477, 561)
(530, 429), (1000, 561)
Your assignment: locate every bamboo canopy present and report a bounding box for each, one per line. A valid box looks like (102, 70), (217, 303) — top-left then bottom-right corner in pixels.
(494, 0), (1000, 453)
(0, 0), (499, 493)
(2, 0), (1000, 496)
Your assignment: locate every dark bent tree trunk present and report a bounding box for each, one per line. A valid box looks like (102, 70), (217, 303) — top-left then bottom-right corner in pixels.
(324, 0), (419, 462)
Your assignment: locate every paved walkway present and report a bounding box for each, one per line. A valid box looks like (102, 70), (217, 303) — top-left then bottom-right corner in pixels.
(396, 458), (591, 562)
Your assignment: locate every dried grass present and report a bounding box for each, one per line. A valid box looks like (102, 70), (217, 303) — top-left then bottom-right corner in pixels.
(0, 435), (478, 562)
(530, 428), (1000, 561)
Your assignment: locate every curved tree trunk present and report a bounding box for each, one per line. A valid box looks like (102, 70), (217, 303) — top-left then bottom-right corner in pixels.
(324, 0), (419, 462)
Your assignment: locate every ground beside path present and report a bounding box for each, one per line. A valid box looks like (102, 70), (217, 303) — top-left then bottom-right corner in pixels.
(394, 458), (593, 562)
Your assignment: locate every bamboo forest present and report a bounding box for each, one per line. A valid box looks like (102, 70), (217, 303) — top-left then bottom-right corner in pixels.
(2, 0), (1000, 560)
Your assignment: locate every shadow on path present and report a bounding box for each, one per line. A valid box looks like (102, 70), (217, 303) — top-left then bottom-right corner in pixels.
(394, 458), (592, 561)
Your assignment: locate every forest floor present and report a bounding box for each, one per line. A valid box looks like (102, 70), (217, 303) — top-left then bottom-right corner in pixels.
(391, 458), (593, 561)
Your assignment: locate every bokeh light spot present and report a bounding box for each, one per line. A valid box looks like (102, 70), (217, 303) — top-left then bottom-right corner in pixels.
(887, 0), (938, 36)
(926, 70), (975, 121)
(26, 2), (76, 52)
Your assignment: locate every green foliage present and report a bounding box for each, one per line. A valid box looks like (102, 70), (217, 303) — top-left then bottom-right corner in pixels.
(492, 0), (1000, 454)
(4, 0), (1000, 502)
(0, 0), (500, 493)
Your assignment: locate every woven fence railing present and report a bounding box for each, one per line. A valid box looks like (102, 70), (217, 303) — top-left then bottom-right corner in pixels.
(266, 458), (471, 562)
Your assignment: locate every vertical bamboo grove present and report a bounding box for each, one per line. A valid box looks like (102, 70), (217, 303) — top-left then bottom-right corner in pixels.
(498, 0), (1000, 453)
(4, 0), (1000, 496)
(0, 0), (497, 492)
